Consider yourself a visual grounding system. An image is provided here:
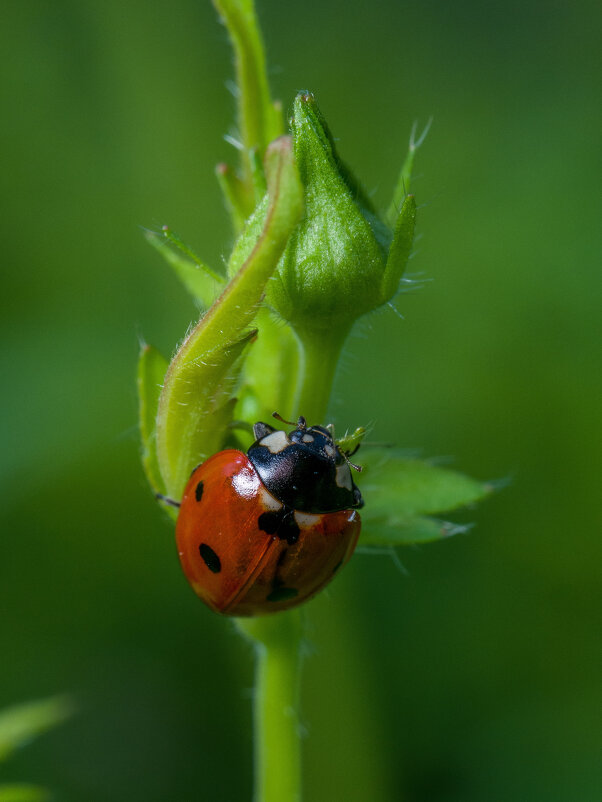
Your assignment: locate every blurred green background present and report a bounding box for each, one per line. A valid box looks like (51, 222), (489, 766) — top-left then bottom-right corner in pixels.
(1, 0), (600, 799)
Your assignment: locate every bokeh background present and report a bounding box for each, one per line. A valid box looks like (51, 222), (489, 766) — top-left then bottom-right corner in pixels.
(1, 1), (600, 800)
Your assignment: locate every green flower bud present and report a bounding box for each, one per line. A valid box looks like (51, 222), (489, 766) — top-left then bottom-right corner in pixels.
(266, 92), (416, 340)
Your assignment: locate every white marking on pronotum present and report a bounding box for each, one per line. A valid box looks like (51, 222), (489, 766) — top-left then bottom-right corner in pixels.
(302, 434), (314, 443)
(260, 430), (290, 454)
(324, 444), (335, 457)
(294, 511), (321, 528)
(259, 487), (283, 511)
(335, 464), (353, 491)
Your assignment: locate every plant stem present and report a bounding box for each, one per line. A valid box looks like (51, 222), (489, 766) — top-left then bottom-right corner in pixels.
(212, 0), (283, 192)
(293, 326), (349, 424)
(236, 611), (304, 802)
(235, 326), (350, 802)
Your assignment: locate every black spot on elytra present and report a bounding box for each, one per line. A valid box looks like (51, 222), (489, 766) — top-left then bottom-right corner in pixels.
(258, 508), (300, 545)
(199, 543), (221, 573)
(195, 481), (204, 502)
(267, 586), (298, 603)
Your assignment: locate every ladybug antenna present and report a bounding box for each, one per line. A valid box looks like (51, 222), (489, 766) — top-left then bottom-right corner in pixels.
(272, 411), (307, 430)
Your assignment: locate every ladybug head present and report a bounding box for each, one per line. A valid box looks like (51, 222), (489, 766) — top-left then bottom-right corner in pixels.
(248, 414), (364, 514)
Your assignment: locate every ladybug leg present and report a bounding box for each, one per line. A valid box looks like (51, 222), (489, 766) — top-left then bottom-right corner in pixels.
(257, 504), (301, 545)
(279, 507), (301, 545)
(155, 493), (181, 509)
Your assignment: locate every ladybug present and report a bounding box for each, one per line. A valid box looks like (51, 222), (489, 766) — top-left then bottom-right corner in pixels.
(174, 414), (363, 616)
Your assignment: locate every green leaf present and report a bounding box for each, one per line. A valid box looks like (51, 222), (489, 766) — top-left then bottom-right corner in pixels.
(0, 696), (73, 763)
(360, 448), (491, 517)
(249, 147), (268, 205)
(0, 785), (50, 802)
(145, 227), (225, 309)
(137, 344), (169, 497)
(157, 330), (256, 500)
(216, 148), (269, 238)
(358, 448), (491, 546)
(360, 516), (469, 547)
(156, 136), (303, 498)
(216, 162), (254, 235)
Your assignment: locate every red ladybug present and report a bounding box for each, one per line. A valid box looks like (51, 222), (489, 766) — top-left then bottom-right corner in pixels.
(174, 415), (363, 616)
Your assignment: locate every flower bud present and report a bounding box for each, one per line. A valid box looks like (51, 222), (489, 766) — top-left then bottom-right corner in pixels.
(266, 92), (416, 338)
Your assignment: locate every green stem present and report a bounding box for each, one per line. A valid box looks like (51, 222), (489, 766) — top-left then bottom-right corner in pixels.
(236, 611), (304, 802)
(293, 326), (350, 424)
(233, 326), (350, 802)
(212, 0), (283, 191)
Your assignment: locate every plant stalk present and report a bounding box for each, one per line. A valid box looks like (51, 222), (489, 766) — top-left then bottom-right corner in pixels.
(236, 611), (304, 802)
(293, 326), (349, 424)
(235, 325), (350, 802)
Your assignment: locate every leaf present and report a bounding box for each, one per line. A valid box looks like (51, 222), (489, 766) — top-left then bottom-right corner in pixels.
(145, 227), (225, 309)
(0, 696), (73, 763)
(358, 448), (491, 546)
(249, 147), (268, 205)
(360, 516), (470, 547)
(156, 136), (303, 498)
(215, 162), (254, 236)
(158, 331), (257, 499)
(0, 785), (50, 802)
(137, 344), (169, 496)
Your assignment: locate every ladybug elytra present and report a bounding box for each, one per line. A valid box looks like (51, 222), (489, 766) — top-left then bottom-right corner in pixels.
(175, 415), (363, 616)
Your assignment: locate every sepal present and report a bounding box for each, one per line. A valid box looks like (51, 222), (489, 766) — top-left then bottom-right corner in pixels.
(380, 194), (417, 304)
